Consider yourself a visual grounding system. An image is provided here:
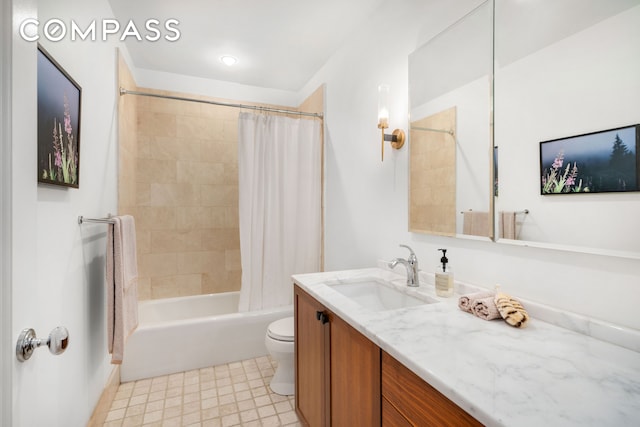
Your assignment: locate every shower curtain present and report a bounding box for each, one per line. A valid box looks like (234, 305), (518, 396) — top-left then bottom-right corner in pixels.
(237, 112), (322, 311)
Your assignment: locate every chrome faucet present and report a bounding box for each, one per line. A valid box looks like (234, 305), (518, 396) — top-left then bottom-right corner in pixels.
(388, 244), (419, 287)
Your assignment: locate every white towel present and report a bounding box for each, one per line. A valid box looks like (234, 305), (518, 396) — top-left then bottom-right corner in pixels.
(107, 215), (139, 364)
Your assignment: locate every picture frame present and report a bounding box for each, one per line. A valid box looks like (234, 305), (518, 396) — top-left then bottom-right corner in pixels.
(540, 124), (640, 195)
(37, 44), (82, 188)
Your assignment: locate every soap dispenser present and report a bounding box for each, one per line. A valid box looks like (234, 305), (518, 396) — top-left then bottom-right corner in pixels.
(435, 249), (454, 297)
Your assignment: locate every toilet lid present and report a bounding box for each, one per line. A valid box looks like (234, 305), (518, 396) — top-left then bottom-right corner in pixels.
(267, 317), (294, 342)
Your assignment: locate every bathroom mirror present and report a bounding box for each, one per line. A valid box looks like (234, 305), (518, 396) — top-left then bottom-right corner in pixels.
(409, 0), (493, 239)
(493, 0), (640, 258)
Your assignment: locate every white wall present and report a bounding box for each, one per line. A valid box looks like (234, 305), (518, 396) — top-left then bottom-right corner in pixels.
(301, 0), (640, 330)
(134, 68), (300, 107)
(11, 0), (123, 425)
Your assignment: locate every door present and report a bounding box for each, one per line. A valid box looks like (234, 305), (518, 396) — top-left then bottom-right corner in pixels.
(294, 285), (330, 427)
(330, 314), (381, 426)
(1, 0), (12, 424)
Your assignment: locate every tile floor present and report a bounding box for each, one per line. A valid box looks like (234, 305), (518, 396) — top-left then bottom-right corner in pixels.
(103, 356), (301, 427)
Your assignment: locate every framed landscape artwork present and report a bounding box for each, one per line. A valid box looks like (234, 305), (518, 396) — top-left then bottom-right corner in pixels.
(540, 124), (639, 195)
(37, 44), (82, 188)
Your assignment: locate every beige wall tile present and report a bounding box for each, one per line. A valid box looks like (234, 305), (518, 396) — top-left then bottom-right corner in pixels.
(225, 207), (239, 228)
(150, 274), (202, 299)
(175, 137), (202, 161)
(201, 228), (240, 251)
(136, 134), (151, 159)
(175, 274), (203, 295)
(176, 161), (224, 184)
(140, 252), (178, 278)
(149, 183), (200, 207)
(136, 230), (151, 255)
(177, 251), (225, 275)
(222, 120), (238, 142)
(225, 249), (241, 272)
(222, 163), (238, 185)
(176, 116), (223, 140)
(200, 103), (238, 121)
(209, 207), (228, 228)
(176, 207), (214, 230)
(132, 207), (176, 231)
(147, 136), (179, 161)
(151, 229), (203, 253)
(137, 158), (177, 184)
(137, 277), (151, 301)
(201, 140), (236, 164)
(136, 183), (151, 206)
(137, 110), (177, 137)
(202, 271), (241, 294)
(200, 185), (238, 207)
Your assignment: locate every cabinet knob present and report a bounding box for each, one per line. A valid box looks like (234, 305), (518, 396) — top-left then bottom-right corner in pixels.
(316, 311), (329, 324)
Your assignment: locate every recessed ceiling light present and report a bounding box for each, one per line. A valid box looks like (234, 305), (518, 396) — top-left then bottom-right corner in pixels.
(220, 55), (238, 66)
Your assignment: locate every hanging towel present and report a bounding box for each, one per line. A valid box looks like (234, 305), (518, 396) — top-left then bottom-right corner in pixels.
(458, 291), (495, 313)
(462, 211), (490, 237)
(499, 211), (516, 239)
(106, 215), (139, 364)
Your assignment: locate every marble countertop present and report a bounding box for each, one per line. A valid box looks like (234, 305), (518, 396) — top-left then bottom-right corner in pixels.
(292, 267), (640, 427)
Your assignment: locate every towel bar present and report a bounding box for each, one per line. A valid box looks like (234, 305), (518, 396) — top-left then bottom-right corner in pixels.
(78, 215), (116, 225)
(460, 209), (528, 215)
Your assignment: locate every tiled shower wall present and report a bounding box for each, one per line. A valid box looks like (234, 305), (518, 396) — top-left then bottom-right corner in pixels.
(136, 93), (241, 300)
(118, 57), (324, 300)
(121, 87), (241, 300)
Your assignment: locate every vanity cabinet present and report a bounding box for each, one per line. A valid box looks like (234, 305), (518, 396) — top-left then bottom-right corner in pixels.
(294, 284), (480, 427)
(294, 285), (381, 427)
(381, 351), (482, 427)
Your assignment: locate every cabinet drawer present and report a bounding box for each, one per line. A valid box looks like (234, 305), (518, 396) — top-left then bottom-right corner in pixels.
(382, 396), (412, 427)
(381, 351), (483, 427)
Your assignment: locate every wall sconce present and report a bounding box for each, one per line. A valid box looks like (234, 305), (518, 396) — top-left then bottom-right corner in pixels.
(377, 84), (405, 161)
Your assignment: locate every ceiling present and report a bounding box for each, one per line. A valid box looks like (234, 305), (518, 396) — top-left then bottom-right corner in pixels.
(107, 0), (384, 92)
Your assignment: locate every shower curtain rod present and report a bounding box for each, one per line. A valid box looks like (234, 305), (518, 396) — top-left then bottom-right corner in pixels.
(119, 88), (323, 119)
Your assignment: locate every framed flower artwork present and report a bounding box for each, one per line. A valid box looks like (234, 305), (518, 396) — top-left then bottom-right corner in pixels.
(540, 124), (640, 195)
(37, 44), (82, 188)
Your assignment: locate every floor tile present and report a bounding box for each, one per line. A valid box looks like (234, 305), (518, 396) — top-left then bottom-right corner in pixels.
(105, 355), (298, 427)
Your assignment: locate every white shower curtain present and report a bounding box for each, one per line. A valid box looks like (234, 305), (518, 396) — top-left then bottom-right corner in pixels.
(237, 112), (322, 311)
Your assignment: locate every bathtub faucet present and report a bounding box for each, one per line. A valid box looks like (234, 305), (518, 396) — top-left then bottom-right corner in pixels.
(388, 244), (419, 287)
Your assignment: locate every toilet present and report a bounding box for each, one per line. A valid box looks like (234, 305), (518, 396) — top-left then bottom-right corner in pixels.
(265, 316), (295, 395)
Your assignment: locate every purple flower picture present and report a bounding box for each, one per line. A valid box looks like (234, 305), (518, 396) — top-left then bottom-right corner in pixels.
(37, 44), (82, 188)
(540, 125), (639, 195)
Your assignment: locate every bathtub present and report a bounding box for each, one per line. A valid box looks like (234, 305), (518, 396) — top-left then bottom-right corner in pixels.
(120, 291), (293, 382)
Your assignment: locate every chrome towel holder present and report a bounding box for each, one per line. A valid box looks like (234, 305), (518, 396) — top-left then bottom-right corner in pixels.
(78, 214), (116, 225)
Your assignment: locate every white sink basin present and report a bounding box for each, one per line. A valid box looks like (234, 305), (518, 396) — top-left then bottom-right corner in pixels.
(326, 277), (437, 312)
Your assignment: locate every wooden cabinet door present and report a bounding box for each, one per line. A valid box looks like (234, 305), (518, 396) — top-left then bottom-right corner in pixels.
(330, 314), (381, 427)
(382, 351), (483, 427)
(295, 285), (330, 427)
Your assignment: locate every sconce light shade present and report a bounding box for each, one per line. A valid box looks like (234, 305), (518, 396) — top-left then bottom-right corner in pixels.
(377, 84), (405, 161)
(378, 84), (390, 129)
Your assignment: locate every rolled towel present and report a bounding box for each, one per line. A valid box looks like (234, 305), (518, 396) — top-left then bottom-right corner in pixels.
(495, 292), (530, 328)
(458, 291), (495, 313)
(471, 296), (501, 321)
